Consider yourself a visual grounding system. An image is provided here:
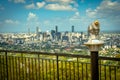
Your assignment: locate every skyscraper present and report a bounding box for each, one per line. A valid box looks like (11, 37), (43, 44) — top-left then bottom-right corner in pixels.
(51, 30), (55, 40)
(55, 26), (58, 33)
(36, 27), (39, 35)
(72, 26), (74, 32)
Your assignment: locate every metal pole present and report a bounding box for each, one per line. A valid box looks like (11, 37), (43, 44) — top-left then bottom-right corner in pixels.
(5, 51), (8, 80)
(56, 55), (59, 80)
(91, 51), (99, 80)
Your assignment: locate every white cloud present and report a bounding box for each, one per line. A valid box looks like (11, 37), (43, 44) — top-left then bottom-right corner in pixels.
(86, 8), (96, 18)
(69, 11), (99, 30)
(43, 20), (50, 25)
(45, 0), (73, 3)
(25, 2), (45, 9)
(25, 3), (35, 9)
(36, 2), (45, 9)
(25, 0), (77, 11)
(86, 0), (120, 31)
(5, 19), (19, 24)
(27, 12), (37, 21)
(27, 12), (40, 28)
(45, 0), (77, 6)
(45, 3), (76, 11)
(60, 0), (73, 4)
(45, 0), (78, 11)
(70, 12), (81, 20)
(8, 0), (25, 3)
(45, 0), (57, 2)
(86, 0), (120, 19)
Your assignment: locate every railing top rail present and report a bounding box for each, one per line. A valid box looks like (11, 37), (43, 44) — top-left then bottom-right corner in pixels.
(0, 50), (120, 61)
(0, 50), (90, 58)
(99, 56), (120, 61)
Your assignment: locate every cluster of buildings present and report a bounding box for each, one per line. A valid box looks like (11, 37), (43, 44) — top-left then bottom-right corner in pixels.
(100, 32), (120, 49)
(0, 26), (88, 53)
(0, 26), (120, 53)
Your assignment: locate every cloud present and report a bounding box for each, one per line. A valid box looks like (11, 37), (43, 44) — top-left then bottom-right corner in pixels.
(25, 3), (35, 9)
(36, 2), (45, 9)
(45, 3), (76, 11)
(43, 20), (50, 25)
(45, 0), (57, 2)
(5, 19), (19, 24)
(45, 0), (78, 7)
(86, 0), (120, 19)
(27, 12), (37, 21)
(59, 0), (75, 4)
(86, 0), (120, 31)
(27, 12), (40, 28)
(25, 2), (45, 9)
(70, 12), (81, 20)
(45, 0), (74, 4)
(25, 0), (77, 11)
(8, 0), (25, 3)
(45, 0), (78, 11)
(86, 8), (96, 18)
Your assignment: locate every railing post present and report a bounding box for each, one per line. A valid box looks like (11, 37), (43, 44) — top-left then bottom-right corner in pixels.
(84, 40), (104, 80)
(56, 55), (59, 80)
(91, 51), (99, 80)
(5, 51), (8, 80)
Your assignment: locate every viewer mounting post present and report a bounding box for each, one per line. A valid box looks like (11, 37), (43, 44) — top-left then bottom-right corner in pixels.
(84, 20), (104, 80)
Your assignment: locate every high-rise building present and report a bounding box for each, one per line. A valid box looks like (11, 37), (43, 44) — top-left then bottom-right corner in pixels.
(56, 32), (61, 41)
(72, 26), (74, 32)
(36, 27), (39, 35)
(79, 32), (83, 44)
(81, 32), (83, 38)
(51, 30), (55, 40)
(87, 26), (90, 38)
(55, 26), (58, 33)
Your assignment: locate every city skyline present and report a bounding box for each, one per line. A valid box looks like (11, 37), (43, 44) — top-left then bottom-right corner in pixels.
(0, 0), (120, 33)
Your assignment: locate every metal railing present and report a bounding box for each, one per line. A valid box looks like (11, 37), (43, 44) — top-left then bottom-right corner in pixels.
(0, 50), (120, 80)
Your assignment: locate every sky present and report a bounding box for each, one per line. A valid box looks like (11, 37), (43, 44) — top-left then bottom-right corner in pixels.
(0, 0), (120, 33)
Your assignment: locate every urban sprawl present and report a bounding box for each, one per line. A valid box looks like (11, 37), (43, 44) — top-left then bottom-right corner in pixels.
(0, 26), (120, 56)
